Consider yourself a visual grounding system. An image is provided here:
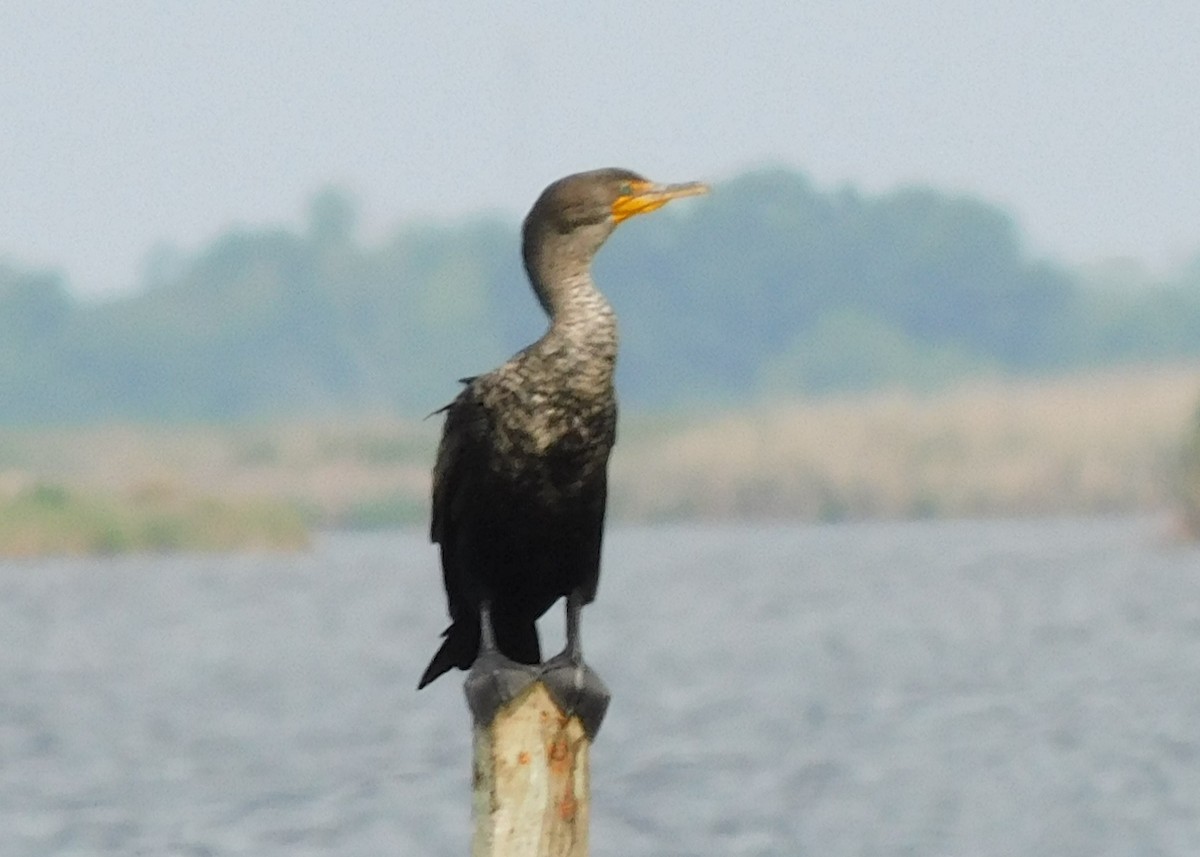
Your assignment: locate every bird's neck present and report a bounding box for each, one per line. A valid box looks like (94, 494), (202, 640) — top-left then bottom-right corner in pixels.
(531, 263), (618, 374)
(524, 220), (620, 371)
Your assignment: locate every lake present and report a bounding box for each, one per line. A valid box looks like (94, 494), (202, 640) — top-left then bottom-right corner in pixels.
(1, 517), (1198, 856)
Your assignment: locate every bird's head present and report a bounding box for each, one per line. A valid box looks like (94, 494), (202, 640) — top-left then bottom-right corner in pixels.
(522, 168), (708, 276)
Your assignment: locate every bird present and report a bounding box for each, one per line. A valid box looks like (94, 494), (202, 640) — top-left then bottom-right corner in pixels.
(417, 168), (707, 719)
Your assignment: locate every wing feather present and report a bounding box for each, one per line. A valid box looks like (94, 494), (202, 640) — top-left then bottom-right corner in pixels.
(430, 383), (491, 625)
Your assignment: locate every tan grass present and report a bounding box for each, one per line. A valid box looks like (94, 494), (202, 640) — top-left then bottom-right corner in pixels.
(1, 366), (1198, 537)
(612, 365), (1200, 521)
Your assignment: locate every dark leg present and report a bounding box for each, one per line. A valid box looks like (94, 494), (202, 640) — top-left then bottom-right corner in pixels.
(463, 600), (540, 729)
(540, 590), (610, 739)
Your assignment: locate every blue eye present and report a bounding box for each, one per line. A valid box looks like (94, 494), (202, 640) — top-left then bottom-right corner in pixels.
(619, 182), (632, 196)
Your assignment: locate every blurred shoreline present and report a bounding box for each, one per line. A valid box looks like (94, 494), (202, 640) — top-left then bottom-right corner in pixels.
(1, 365), (1198, 555)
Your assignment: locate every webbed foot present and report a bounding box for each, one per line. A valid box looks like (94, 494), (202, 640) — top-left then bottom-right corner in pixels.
(463, 648), (541, 729)
(540, 653), (610, 739)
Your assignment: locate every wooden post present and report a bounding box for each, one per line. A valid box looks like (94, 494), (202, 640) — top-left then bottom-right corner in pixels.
(471, 682), (592, 857)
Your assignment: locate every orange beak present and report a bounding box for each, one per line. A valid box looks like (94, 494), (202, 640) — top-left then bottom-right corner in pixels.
(611, 179), (709, 224)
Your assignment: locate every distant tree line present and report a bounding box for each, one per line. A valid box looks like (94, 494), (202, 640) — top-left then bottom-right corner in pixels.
(2, 170), (1199, 424)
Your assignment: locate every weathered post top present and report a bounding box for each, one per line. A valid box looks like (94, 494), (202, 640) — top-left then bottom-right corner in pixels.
(465, 654), (609, 857)
(471, 682), (594, 857)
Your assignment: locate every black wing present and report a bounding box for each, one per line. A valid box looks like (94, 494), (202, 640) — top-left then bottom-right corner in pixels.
(418, 383), (494, 687)
(430, 383), (489, 622)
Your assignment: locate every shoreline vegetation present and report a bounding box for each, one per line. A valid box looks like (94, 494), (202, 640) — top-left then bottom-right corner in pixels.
(1182, 399), (1200, 537)
(5, 171), (1200, 426)
(1, 365), (1198, 556)
(0, 483), (309, 558)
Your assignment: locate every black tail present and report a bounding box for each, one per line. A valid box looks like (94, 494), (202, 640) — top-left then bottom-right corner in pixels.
(418, 621), (478, 689)
(417, 615), (542, 689)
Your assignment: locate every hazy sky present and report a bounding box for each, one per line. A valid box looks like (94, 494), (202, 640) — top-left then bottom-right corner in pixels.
(4, 1), (1200, 295)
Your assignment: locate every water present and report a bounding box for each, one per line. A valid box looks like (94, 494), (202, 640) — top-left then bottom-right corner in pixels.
(1, 517), (1199, 856)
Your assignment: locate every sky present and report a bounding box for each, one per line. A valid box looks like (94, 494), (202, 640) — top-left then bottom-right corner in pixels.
(4, 1), (1200, 295)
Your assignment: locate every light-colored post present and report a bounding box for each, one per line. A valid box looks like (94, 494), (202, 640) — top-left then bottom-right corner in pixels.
(471, 682), (592, 857)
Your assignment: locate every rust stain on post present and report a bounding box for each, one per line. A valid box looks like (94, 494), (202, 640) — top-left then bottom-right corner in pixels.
(557, 791), (577, 822)
(471, 683), (591, 857)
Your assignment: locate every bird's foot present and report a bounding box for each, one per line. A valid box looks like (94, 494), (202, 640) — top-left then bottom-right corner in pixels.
(539, 653), (611, 740)
(463, 649), (541, 729)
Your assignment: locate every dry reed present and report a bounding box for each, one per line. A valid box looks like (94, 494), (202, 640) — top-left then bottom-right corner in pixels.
(1, 367), (1198, 538)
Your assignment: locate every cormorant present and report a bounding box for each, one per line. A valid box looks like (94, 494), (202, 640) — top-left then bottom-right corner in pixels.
(417, 168), (707, 731)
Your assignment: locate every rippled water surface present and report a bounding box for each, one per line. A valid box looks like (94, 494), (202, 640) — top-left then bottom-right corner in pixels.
(2, 517), (1199, 856)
